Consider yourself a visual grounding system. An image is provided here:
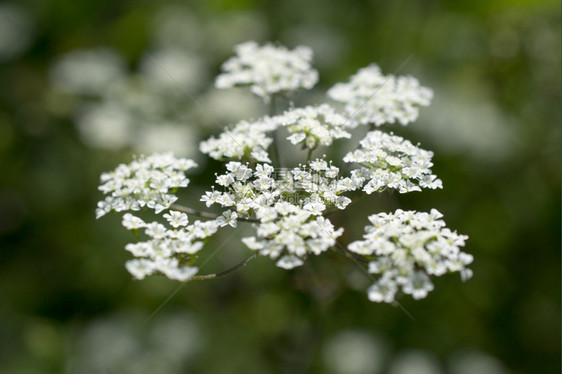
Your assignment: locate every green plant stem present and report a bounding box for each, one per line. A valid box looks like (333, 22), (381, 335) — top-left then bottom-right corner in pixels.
(170, 203), (220, 219)
(306, 147), (314, 162)
(333, 245), (370, 264)
(190, 253), (258, 280)
(269, 94), (283, 168)
(170, 203), (259, 223)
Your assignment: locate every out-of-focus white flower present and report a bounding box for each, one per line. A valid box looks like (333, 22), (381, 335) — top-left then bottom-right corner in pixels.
(50, 49), (125, 94)
(388, 350), (443, 374)
(215, 41), (318, 101)
(200, 88), (263, 125)
(139, 48), (208, 92)
(328, 64), (432, 126)
(136, 123), (198, 158)
(323, 330), (387, 374)
(75, 102), (133, 150)
(150, 6), (204, 50)
(448, 350), (509, 374)
(0, 4), (34, 61)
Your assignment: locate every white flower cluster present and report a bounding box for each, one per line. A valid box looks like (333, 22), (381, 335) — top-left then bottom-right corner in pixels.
(243, 209), (343, 270)
(121, 211), (218, 281)
(95, 40), (470, 304)
(215, 41), (318, 101)
(96, 153), (197, 218)
(199, 118), (277, 162)
(328, 64), (433, 126)
(273, 104), (354, 149)
(343, 130), (442, 194)
(201, 161), (346, 268)
(348, 209), (472, 303)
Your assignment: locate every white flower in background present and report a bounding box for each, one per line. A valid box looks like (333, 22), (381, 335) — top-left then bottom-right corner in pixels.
(50, 48), (125, 95)
(139, 48), (208, 92)
(344, 130), (442, 194)
(199, 118), (277, 162)
(323, 330), (387, 374)
(215, 41), (318, 101)
(328, 64), (433, 126)
(135, 123), (198, 158)
(96, 153), (197, 219)
(200, 88), (263, 125)
(75, 102), (134, 150)
(348, 209), (471, 303)
(273, 104), (354, 150)
(0, 4), (34, 61)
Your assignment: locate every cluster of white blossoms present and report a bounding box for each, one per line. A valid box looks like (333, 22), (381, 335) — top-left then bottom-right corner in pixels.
(328, 64), (433, 127)
(348, 209), (472, 303)
(273, 104), (354, 149)
(201, 160), (347, 268)
(215, 41), (318, 102)
(122, 211), (219, 281)
(96, 153), (197, 219)
(96, 41), (471, 303)
(199, 118), (277, 162)
(343, 130), (443, 194)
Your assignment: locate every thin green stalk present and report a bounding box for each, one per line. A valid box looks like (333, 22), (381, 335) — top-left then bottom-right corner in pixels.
(306, 148), (314, 163)
(170, 203), (219, 219)
(190, 253), (258, 280)
(269, 94), (283, 168)
(170, 203), (259, 223)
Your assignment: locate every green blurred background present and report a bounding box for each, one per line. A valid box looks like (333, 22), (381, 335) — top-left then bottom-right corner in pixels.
(0, 0), (559, 373)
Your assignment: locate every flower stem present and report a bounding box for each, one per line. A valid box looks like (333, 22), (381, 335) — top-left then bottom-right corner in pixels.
(269, 94), (283, 168)
(306, 148), (314, 162)
(170, 203), (220, 219)
(170, 203), (260, 223)
(190, 253), (258, 280)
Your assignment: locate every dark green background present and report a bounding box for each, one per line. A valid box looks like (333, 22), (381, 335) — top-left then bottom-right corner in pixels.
(0, 0), (559, 373)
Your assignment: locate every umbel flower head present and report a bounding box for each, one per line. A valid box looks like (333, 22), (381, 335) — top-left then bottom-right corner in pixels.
(328, 64), (433, 127)
(343, 130), (442, 194)
(273, 104), (354, 150)
(95, 40), (471, 304)
(96, 152), (197, 219)
(348, 209), (472, 303)
(215, 41), (318, 102)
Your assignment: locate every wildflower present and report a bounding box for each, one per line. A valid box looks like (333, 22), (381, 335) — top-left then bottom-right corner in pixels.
(199, 118), (277, 162)
(273, 104), (353, 150)
(215, 41), (318, 102)
(349, 209), (471, 302)
(328, 64), (432, 126)
(94, 41), (470, 304)
(343, 130), (442, 194)
(96, 153), (197, 218)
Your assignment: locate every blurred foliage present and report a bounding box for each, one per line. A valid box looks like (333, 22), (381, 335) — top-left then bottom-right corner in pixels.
(0, 0), (559, 373)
